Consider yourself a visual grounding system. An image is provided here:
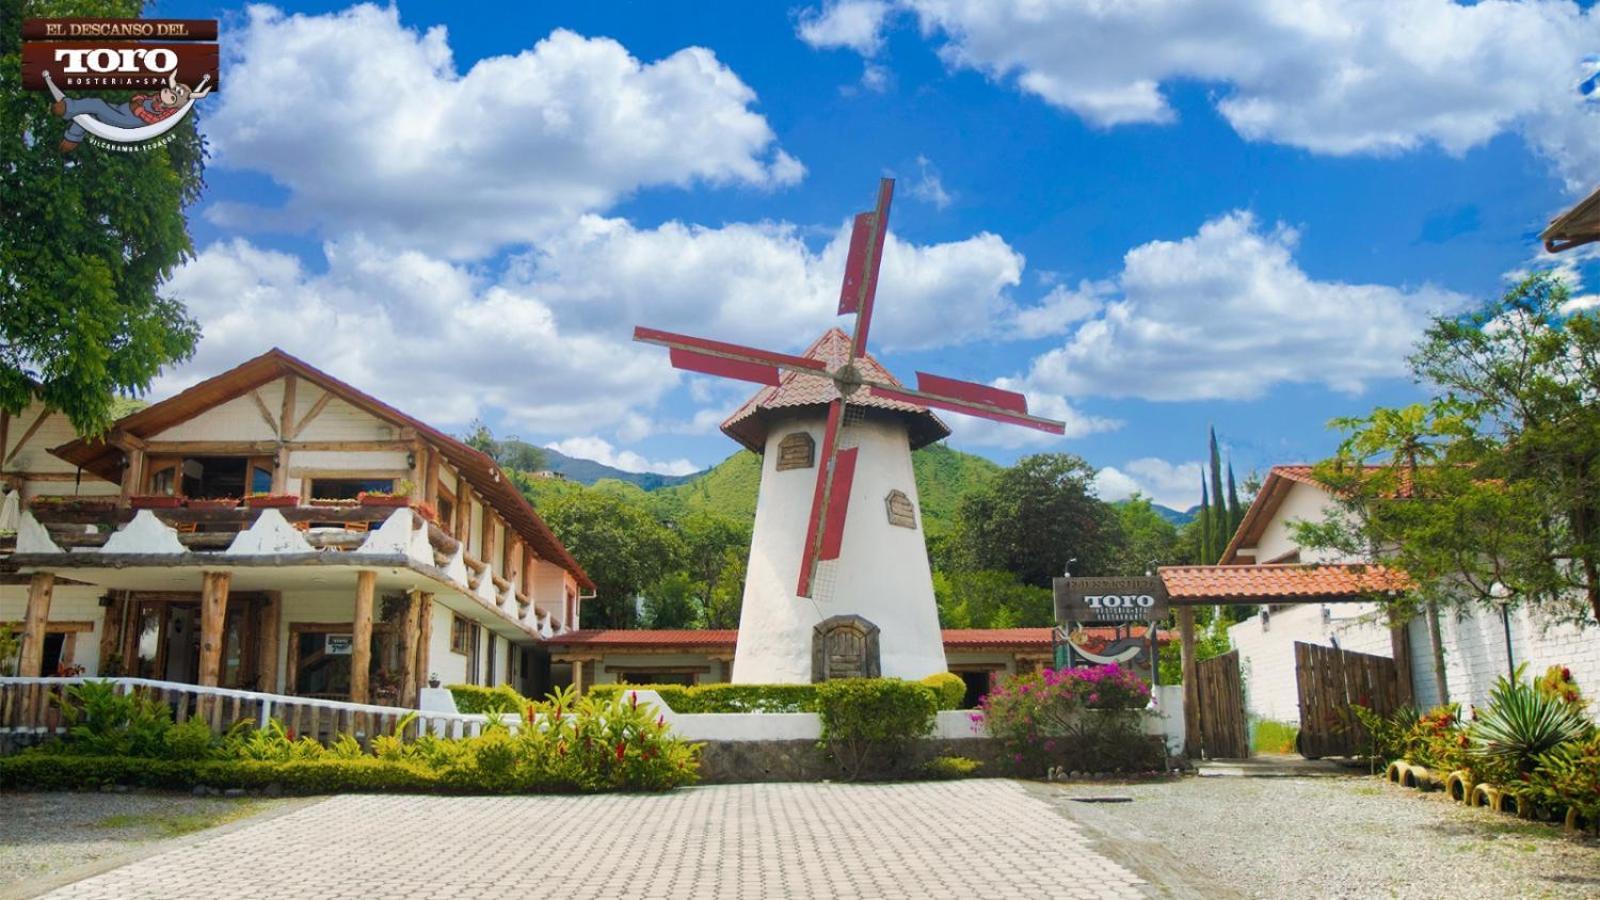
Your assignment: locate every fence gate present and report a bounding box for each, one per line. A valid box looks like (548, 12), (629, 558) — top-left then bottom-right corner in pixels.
(1294, 642), (1401, 759)
(1194, 650), (1249, 759)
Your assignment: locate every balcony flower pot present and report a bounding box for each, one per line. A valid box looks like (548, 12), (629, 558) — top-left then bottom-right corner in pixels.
(358, 492), (410, 508)
(188, 497), (241, 510)
(244, 494), (298, 509)
(28, 496), (116, 513)
(131, 495), (185, 509)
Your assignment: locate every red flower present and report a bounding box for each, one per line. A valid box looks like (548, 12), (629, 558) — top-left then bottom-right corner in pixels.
(615, 742), (626, 761)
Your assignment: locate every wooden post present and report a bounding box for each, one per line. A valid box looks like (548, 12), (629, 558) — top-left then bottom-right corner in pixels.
(424, 449), (440, 507)
(572, 658), (585, 695)
(198, 573), (230, 688)
(1389, 618), (1414, 709)
(1177, 604), (1200, 759)
(350, 571), (376, 705)
(18, 573), (56, 677)
(1424, 601), (1449, 705)
(98, 592), (126, 674)
(413, 592), (435, 701)
(397, 590), (422, 707)
(257, 592), (282, 693)
(120, 447), (145, 502)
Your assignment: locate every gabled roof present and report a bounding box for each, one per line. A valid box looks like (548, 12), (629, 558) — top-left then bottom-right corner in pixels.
(720, 328), (950, 452)
(50, 348), (593, 590)
(1542, 184), (1600, 253)
(1159, 563), (1410, 601)
(1219, 465), (1322, 564)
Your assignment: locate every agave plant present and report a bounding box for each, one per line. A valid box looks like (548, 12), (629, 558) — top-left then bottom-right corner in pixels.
(1471, 665), (1592, 775)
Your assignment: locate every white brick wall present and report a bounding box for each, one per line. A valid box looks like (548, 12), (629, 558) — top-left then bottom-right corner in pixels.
(1229, 601), (1391, 721)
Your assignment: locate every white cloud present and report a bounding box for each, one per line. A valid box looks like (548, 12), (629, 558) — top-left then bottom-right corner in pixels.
(944, 378), (1121, 449)
(160, 238), (674, 436)
(827, 1), (1600, 188)
(1018, 211), (1466, 401)
(908, 155), (952, 209)
(1008, 280), (1110, 339)
(544, 437), (700, 477)
(1094, 458), (1203, 510)
(206, 4), (801, 257)
(797, 1), (893, 55)
(516, 214), (1026, 352)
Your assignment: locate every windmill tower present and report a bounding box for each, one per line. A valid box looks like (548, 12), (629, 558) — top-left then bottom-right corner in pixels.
(635, 179), (1065, 683)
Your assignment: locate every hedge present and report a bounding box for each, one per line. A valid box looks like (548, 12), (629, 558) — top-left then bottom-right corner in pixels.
(446, 683), (527, 715)
(592, 676), (970, 714)
(0, 755), (441, 794)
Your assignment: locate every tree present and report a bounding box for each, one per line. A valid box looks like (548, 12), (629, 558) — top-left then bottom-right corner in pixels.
(676, 511), (749, 609)
(1295, 273), (1600, 629)
(1, 0), (204, 435)
(948, 453), (1125, 586)
(1208, 427), (1227, 561)
(641, 572), (699, 629)
(932, 569), (1053, 628)
(1111, 495), (1181, 576)
(537, 487), (681, 628)
(700, 546), (747, 629)
(460, 420), (547, 472)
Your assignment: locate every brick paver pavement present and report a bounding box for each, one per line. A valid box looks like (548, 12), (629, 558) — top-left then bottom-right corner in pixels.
(39, 781), (1148, 899)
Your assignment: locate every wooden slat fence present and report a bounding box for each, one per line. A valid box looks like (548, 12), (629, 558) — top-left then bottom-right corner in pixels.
(1194, 650), (1249, 759)
(1294, 642), (1402, 759)
(0, 677), (512, 747)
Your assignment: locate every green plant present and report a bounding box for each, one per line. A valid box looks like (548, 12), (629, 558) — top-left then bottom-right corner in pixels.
(1471, 665), (1591, 779)
(1351, 704), (1417, 766)
(980, 664), (1155, 775)
(161, 717), (215, 760)
(1251, 720), (1299, 754)
(815, 679), (937, 781)
(1526, 732), (1600, 827)
(54, 681), (172, 757)
(921, 672), (967, 710)
(1536, 665), (1586, 712)
(446, 683), (528, 715)
(921, 755), (982, 779)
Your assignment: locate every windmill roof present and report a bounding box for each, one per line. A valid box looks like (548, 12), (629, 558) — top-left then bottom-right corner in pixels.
(720, 328), (950, 452)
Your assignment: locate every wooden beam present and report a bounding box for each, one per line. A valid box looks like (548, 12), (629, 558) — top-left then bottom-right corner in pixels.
(109, 429), (148, 451)
(257, 591), (282, 693)
(350, 570), (376, 705)
(397, 589), (422, 708)
(278, 375), (299, 441)
(18, 573), (56, 677)
(294, 391), (334, 438)
(0, 410), (10, 469)
(424, 449), (440, 507)
(248, 390), (280, 437)
(1388, 618), (1414, 709)
(5, 410), (51, 465)
(98, 593), (127, 674)
(414, 592), (434, 699)
(197, 572), (230, 688)
(1178, 605), (1200, 759)
(120, 446), (145, 502)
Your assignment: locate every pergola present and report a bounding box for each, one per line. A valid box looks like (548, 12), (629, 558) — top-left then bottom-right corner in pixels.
(1158, 563), (1412, 757)
(1541, 184), (1600, 253)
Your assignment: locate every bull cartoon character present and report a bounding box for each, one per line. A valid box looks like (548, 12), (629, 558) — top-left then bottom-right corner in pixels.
(42, 69), (212, 153)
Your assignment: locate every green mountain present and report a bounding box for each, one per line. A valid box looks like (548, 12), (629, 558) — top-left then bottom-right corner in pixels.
(538, 445), (705, 490)
(651, 441), (1000, 534)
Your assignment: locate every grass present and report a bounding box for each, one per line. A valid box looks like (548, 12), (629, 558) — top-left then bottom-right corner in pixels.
(1251, 719), (1299, 754)
(94, 801), (266, 839)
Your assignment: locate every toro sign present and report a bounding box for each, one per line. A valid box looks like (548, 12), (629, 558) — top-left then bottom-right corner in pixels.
(1053, 575), (1169, 624)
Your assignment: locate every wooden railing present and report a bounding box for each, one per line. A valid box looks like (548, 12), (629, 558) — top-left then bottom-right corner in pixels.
(0, 677), (513, 746)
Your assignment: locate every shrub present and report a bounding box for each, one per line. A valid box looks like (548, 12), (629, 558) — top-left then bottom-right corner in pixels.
(54, 681), (173, 757)
(816, 679), (937, 781)
(1471, 665), (1590, 781)
(980, 664), (1155, 776)
(1536, 664), (1586, 712)
(921, 673), (967, 710)
(921, 755), (982, 779)
(1527, 732), (1600, 825)
(162, 717), (216, 760)
(446, 683), (528, 715)
(1251, 720), (1299, 755)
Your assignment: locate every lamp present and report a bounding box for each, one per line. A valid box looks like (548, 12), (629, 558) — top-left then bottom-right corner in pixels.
(406, 451), (416, 469)
(1490, 581), (1515, 679)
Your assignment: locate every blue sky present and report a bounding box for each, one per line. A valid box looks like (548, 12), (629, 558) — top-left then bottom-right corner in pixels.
(140, 0), (1600, 509)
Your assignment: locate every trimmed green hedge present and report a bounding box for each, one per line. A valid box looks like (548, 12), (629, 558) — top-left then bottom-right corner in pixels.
(0, 755), (440, 794)
(817, 678), (938, 780)
(592, 676), (970, 714)
(446, 684), (527, 715)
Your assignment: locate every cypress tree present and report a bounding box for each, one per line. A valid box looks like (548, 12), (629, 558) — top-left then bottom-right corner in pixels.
(1208, 428), (1226, 563)
(1199, 473), (1213, 564)
(1226, 459), (1243, 534)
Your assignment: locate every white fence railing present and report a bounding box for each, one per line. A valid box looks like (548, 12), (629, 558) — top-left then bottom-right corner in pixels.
(0, 677), (507, 744)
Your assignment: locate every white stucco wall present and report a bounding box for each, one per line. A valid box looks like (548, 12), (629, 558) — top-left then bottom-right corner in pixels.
(0, 583), (106, 675)
(1228, 601), (1390, 722)
(1252, 483), (1349, 564)
(731, 411), (947, 683)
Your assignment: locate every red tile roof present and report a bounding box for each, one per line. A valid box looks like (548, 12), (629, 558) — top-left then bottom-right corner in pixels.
(1159, 563), (1410, 600)
(939, 627), (1054, 650)
(720, 328), (950, 452)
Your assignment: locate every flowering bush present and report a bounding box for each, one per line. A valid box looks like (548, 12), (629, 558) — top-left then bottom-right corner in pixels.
(1536, 665), (1586, 712)
(978, 664), (1157, 775)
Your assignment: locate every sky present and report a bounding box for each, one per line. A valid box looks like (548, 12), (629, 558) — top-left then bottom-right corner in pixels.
(130, 0), (1600, 510)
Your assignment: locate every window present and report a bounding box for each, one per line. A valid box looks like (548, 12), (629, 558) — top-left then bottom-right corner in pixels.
(145, 455), (273, 498)
(308, 477), (395, 501)
(450, 613), (470, 654)
(437, 488), (456, 534)
(486, 634), (498, 687)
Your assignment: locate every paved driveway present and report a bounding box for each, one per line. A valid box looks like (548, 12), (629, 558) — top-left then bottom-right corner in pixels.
(38, 782), (1147, 900)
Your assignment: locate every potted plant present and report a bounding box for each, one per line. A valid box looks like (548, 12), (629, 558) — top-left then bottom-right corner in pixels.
(244, 493), (298, 509)
(130, 494), (185, 509)
(358, 490), (411, 508)
(413, 502), (439, 523)
(187, 496), (241, 510)
(28, 496), (116, 513)
(428, 672), (441, 689)
(307, 497), (358, 507)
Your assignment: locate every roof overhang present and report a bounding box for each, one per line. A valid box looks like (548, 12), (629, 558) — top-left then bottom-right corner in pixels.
(1542, 185), (1600, 253)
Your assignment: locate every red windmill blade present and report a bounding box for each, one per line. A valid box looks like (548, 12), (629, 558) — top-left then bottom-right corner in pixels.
(633, 176), (1068, 601)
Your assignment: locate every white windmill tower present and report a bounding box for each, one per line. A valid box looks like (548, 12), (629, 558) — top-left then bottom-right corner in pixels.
(635, 179), (1065, 683)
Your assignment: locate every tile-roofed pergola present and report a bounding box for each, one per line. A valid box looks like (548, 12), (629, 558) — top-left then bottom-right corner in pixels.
(1159, 563), (1411, 604)
(719, 328), (950, 453)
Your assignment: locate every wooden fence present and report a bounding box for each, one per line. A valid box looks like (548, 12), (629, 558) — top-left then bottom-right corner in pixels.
(0, 677), (507, 746)
(1294, 642), (1402, 759)
(1194, 650), (1249, 759)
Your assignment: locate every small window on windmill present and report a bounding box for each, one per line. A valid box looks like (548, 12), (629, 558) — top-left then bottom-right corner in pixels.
(884, 489), (916, 529)
(776, 432), (815, 471)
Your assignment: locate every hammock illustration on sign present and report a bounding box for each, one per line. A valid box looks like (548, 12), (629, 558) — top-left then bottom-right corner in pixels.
(43, 70), (211, 149)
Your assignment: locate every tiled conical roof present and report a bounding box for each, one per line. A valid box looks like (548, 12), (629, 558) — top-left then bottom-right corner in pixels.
(719, 328), (950, 452)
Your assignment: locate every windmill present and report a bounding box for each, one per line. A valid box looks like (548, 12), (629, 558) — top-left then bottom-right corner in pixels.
(635, 178), (1065, 682)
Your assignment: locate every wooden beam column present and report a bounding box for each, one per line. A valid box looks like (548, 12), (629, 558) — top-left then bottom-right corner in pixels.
(412, 592), (435, 701)
(1177, 604), (1200, 759)
(350, 571), (376, 705)
(1389, 617), (1414, 709)
(257, 592), (282, 693)
(18, 573), (56, 677)
(198, 572), (230, 688)
(120, 447), (145, 502)
(397, 590), (422, 707)
(98, 592), (127, 674)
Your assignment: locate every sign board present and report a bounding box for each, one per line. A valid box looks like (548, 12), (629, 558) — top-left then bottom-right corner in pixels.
(324, 634), (354, 655)
(1053, 576), (1169, 623)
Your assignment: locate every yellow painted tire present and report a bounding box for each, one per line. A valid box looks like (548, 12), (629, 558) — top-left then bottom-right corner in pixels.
(1445, 770), (1474, 803)
(1385, 760), (1408, 784)
(1471, 784), (1499, 809)
(1402, 765), (1439, 791)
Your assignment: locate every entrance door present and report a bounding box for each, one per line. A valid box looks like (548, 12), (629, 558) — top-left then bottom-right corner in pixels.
(1194, 650), (1250, 759)
(125, 595), (259, 688)
(811, 615), (882, 681)
(1294, 642), (1402, 759)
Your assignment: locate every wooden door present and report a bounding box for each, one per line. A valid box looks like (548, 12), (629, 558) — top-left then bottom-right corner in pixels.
(1195, 650), (1249, 759)
(1294, 642), (1402, 759)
